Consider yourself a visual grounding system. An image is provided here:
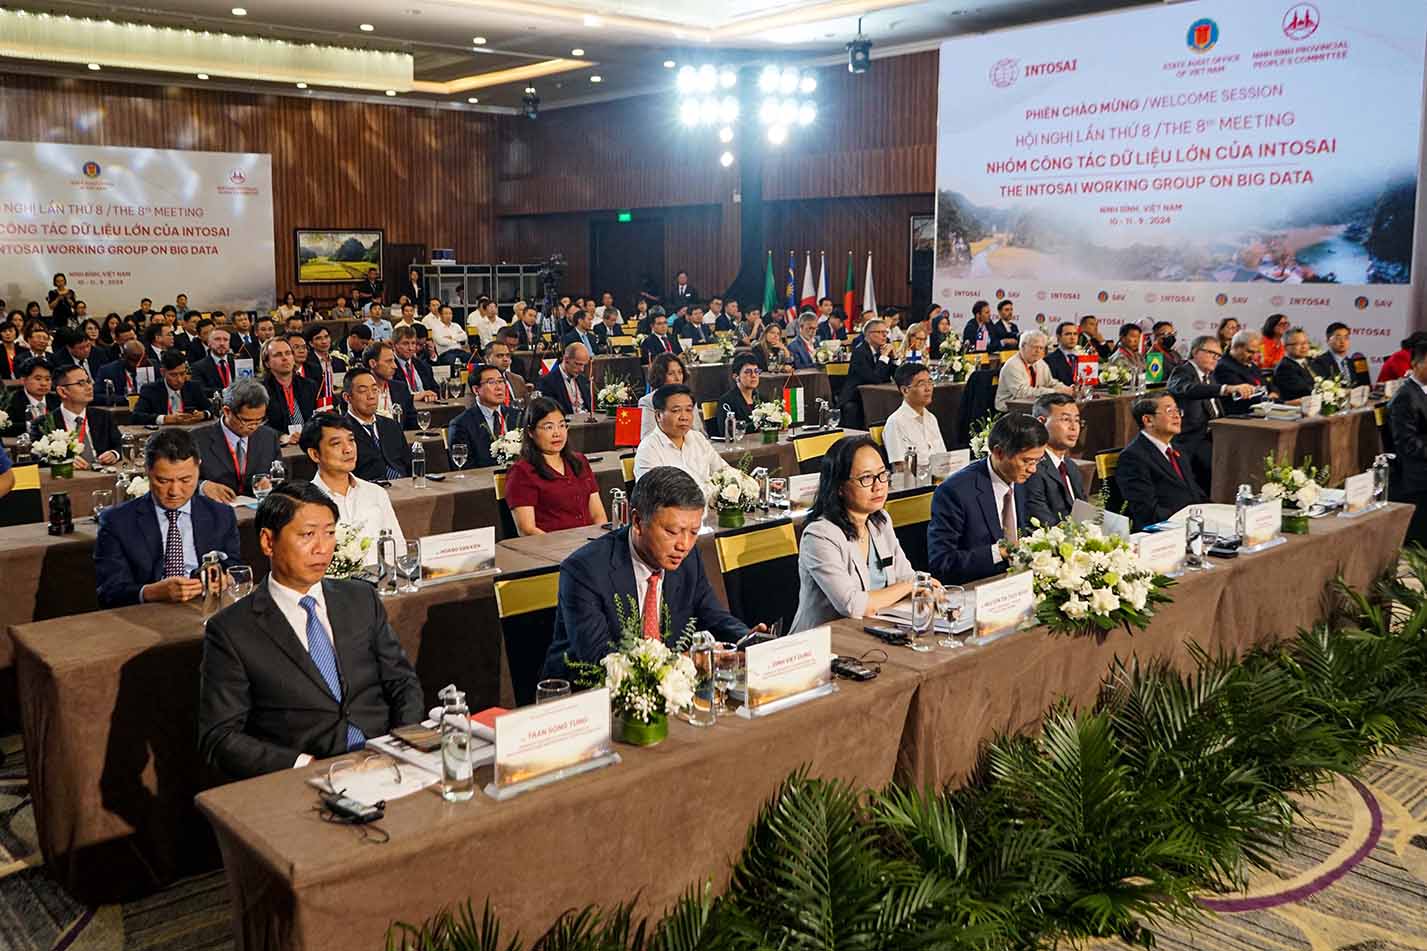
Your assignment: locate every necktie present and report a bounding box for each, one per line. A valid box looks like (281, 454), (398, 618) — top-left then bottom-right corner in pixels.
(642, 570), (663, 640)
(235, 437), (247, 478)
(1059, 459), (1074, 499)
(404, 361), (417, 389)
(169, 389), (182, 414)
(367, 422), (403, 480)
(163, 508), (185, 578)
(1000, 489), (1018, 547)
(299, 595), (365, 751)
(218, 359), (230, 387)
(503, 375), (513, 405)
(1166, 447), (1185, 481)
(1028, 363), (1037, 387)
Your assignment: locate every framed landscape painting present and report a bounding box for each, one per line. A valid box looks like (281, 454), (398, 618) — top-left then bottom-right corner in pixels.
(295, 229), (384, 284)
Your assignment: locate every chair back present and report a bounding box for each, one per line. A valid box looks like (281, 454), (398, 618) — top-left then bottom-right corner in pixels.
(0, 465), (44, 527)
(956, 369), (998, 447)
(869, 425), (884, 446)
(884, 486), (934, 572)
(1096, 448), (1124, 514)
(714, 519), (800, 633)
(790, 429), (845, 474)
(493, 566), (561, 706)
(1376, 404), (1395, 456)
(701, 401), (718, 422)
(492, 469), (518, 538)
(620, 452), (636, 486)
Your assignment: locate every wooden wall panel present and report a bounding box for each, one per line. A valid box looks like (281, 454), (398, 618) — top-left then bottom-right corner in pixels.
(0, 74), (497, 303)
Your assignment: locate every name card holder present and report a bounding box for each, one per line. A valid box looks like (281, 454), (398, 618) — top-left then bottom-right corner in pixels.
(1339, 471), (1375, 518)
(1134, 523), (1187, 577)
(1240, 499), (1286, 554)
(418, 526), (498, 586)
(737, 626), (837, 719)
(484, 688), (620, 801)
(970, 571), (1036, 646)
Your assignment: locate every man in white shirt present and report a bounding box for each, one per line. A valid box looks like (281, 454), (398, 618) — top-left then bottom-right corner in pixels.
(633, 383), (734, 497)
(421, 297), (443, 332)
(469, 299), (506, 348)
(363, 304), (393, 341)
(881, 363), (947, 467)
(300, 414), (405, 567)
(994, 329), (1073, 412)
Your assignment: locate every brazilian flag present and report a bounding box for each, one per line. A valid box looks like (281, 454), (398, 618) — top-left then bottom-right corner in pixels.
(1145, 350), (1166, 385)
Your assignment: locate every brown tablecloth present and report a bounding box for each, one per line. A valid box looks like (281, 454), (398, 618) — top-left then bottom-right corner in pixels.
(1207, 408), (1382, 503)
(564, 417), (616, 454)
(860, 382), (965, 447)
(11, 547), (556, 904)
(1006, 392), (1137, 457)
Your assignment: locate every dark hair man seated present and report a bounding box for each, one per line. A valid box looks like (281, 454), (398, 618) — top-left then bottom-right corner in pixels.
(1114, 392), (1206, 531)
(198, 481), (423, 780)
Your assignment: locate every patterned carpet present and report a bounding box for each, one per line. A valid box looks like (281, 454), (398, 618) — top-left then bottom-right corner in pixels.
(0, 739), (1422, 949)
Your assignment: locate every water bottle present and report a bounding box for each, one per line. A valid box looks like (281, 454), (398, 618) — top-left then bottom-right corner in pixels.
(411, 439), (427, 488)
(686, 632), (717, 727)
(904, 445), (919, 481)
(1185, 508), (1205, 570)
(751, 467), (770, 509)
(376, 528), (399, 597)
(609, 487), (629, 527)
(199, 550), (225, 618)
(1372, 453), (1391, 509)
(722, 408), (738, 444)
(436, 685), (475, 802)
(103, 379), (115, 406)
(1234, 483), (1253, 543)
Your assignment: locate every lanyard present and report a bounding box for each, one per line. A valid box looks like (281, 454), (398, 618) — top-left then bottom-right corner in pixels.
(226, 436), (246, 480)
(279, 381), (296, 417)
(70, 414), (87, 446)
(404, 360), (417, 388)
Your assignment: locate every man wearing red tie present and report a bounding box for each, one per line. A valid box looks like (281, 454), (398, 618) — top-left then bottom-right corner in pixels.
(34, 364), (122, 468)
(303, 325), (347, 410)
(261, 338), (318, 445)
(191, 328), (238, 399)
(391, 326), (438, 403)
(1024, 393), (1085, 528)
(638, 312), (683, 365)
(447, 364), (521, 468)
(1114, 392), (1206, 531)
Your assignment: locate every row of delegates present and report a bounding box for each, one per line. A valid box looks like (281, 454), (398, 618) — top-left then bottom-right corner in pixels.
(199, 481), (425, 780)
(637, 353), (705, 438)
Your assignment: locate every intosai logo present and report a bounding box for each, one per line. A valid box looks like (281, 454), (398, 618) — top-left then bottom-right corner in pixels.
(989, 58), (1019, 89)
(1282, 3), (1319, 41)
(1187, 17), (1219, 53)
(1214, 293), (1229, 306)
(1035, 312), (1046, 324)
(1270, 295), (1285, 306)
(1036, 290), (1047, 301)
(81, 161), (101, 179)
(1354, 296), (1369, 310)
(1096, 290), (1109, 303)
(1144, 292), (1158, 304)
(228, 169), (247, 185)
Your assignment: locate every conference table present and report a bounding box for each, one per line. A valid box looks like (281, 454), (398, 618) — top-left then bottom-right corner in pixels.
(860, 381), (965, 447)
(1207, 407), (1382, 503)
(189, 503), (1408, 951)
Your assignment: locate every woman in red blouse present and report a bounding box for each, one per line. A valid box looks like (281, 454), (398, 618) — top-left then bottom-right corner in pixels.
(505, 396), (609, 535)
(1378, 332), (1427, 384)
(1257, 313), (1289, 369)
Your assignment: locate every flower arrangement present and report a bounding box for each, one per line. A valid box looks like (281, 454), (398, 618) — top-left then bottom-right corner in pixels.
(717, 332), (736, 360)
(970, 413), (1000, 460)
(940, 352), (979, 383)
(1312, 376), (1347, 415)
(938, 334), (963, 359)
(596, 379), (633, 411)
(1097, 363), (1133, 393)
(1258, 453), (1327, 512)
(0, 409), (9, 434)
(750, 400), (792, 431)
(491, 431), (524, 466)
(124, 475), (149, 499)
(32, 427), (82, 466)
(1009, 518), (1174, 637)
(708, 466), (761, 512)
(326, 521), (373, 579)
(815, 341), (844, 365)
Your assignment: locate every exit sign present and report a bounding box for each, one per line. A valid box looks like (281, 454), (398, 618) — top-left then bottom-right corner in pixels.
(617, 211), (632, 222)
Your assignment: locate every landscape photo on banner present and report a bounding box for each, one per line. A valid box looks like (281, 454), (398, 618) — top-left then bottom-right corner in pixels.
(0, 141), (276, 314)
(931, 0), (1427, 367)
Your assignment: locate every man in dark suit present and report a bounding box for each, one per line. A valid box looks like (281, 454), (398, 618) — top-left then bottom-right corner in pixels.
(198, 481), (423, 779)
(1388, 339), (1427, 545)
(680, 306), (716, 346)
(639, 313), (683, 365)
(363, 341), (417, 429)
(1024, 393), (1086, 528)
(536, 343), (595, 416)
(560, 307), (606, 355)
(186, 318), (215, 364)
(191, 327), (238, 398)
(668, 270), (697, 308)
(193, 377), (283, 501)
(94, 428), (243, 608)
(52, 327), (106, 380)
(391, 326), (439, 398)
(353, 267), (383, 311)
(928, 413), (1044, 583)
(1213, 329), (1273, 414)
(304, 324), (348, 409)
(5, 357), (59, 436)
(344, 367), (410, 481)
(239, 315), (276, 364)
(132, 350), (211, 426)
(543, 466), (756, 678)
(1311, 322), (1372, 388)
(1044, 322), (1080, 387)
(510, 308), (544, 353)
(839, 314), (897, 429)
(448, 365), (521, 469)
(1273, 327), (1318, 402)
(961, 299), (994, 352)
(989, 300), (1022, 351)
(34, 363), (122, 467)
(1168, 335), (1258, 492)
(480, 338), (528, 404)
(94, 340), (149, 406)
(1114, 392), (1206, 531)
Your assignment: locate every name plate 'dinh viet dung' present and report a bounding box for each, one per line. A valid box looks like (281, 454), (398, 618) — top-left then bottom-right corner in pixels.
(485, 687), (618, 799)
(973, 570), (1035, 643)
(739, 625), (835, 718)
(418, 527), (496, 583)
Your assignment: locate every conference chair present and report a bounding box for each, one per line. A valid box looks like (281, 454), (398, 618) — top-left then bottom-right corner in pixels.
(492, 565), (561, 706)
(869, 425), (884, 445)
(492, 469), (519, 539)
(714, 518), (800, 634)
(791, 429), (846, 474)
(1095, 448), (1123, 514)
(620, 451), (636, 486)
(1376, 404), (1394, 455)
(957, 369), (998, 447)
(885, 484), (934, 573)
(0, 465), (44, 527)
(701, 402), (718, 424)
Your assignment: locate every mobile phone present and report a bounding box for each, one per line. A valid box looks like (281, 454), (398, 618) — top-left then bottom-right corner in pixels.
(863, 624), (911, 646)
(832, 656), (878, 681)
(320, 792), (384, 823)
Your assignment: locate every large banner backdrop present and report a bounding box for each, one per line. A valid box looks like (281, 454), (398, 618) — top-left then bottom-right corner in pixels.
(933, 0), (1427, 367)
(0, 141), (275, 314)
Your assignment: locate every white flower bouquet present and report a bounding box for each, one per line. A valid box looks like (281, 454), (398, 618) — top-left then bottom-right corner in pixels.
(491, 431), (524, 466)
(815, 341), (844, 365)
(969, 413), (1000, 460)
(1009, 518), (1174, 638)
(717, 332), (736, 359)
(1097, 363), (1133, 392)
(750, 400), (792, 431)
(941, 352), (978, 383)
(326, 521), (372, 579)
(1312, 376), (1347, 415)
(124, 475), (149, 499)
(32, 428), (82, 465)
(567, 595), (700, 731)
(596, 380), (632, 410)
(0, 409), (9, 434)
(938, 334), (963, 359)
(1258, 453), (1327, 512)
(707, 466), (761, 512)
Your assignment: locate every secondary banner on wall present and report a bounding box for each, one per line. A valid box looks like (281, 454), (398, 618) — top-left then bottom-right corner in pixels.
(0, 141), (274, 315)
(932, 0), (1426, 366)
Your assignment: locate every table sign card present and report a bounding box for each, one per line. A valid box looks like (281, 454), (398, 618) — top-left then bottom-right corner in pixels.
(1340, 470), (1374, 516)
(1241, 499), (1285, 552)
(691, 343), (724, 363)
(485, 687), (619, 800)
(136, 366), (155, 386)
(738, 625), (836, 719)
(418, 526), (496, 584)
(1385, 378), (1405, 399)
(233, 358), (254, 380)
(1135, 524), (1186, 576)
(929, 449), (971, 482)
(786, 473), (820, 508)
(1102, 508), (1132, 540)
(1349, 385), (1370, 409)
(432, 365), (452, 382)
(972, 570), (1036, 645)
(1299, 394), (1321, 418)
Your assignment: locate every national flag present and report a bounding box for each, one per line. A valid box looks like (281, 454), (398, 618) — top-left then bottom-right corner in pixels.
(800, 253), (816, 311)
(785, 250), (797, 315)
(1145, 350), (1165, 384)
(816, 252), (827, 304)
(861, 252), (877, 319)
(1075, 353), (1099, 385)
(783, 387), (805, 424)
(762, 251), (777, 315)
(843, 251), (856, 333)
(540, 357), (558, 375)
(615, 406), (643, 447)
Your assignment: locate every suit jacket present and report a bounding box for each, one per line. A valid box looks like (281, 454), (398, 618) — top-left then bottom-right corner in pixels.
(814, 320), (848, 341)
(994, 354), (1059, 411)
(94, 492), (243, 608)
(1023, 452), (1086, 529)
(989, 319), (1021, 350)
(668, 282), (698, 306)
(536, 368), (594, 416)
(448, 404), (520, 469)
(790, 516), (916, 633)
(842, 342), (896, 404)
(185, 337), (210, 364)
(4, 389), (59, 436)
(191, 353), (238, 398)
(263, 374), (319, 436)
(639, 333), (682, 364)
(1114, 432), (1205, 531)
(131, 379), (210, 425)
(31, 405), (122, 458)
(961, 318), (994, 352)
(56, 347), (106, 381)
(1273, 357), (1317, 402)
(394, 356), (437, 395)
(680, 321), (716, 346)
(542, 528), (747, 678)
(560, 328), (606, 356)
(710, 386), (756, 437)
(1390, 379), (1427, 495)
(1167, 362), (1223, 444)
(193, 420), (282, 494)
(93, 358), (143, 405)
(511, 321), (544, 352)
(199, 578), (424, 780)
(1045, 348), (1077, 387)
(928, 458), (1028, 584)
(787, 336), (818, 370)
(350, 412), (411, 482)
(1212, 354), (1267, 415)
(1310, 351), (1371, 389)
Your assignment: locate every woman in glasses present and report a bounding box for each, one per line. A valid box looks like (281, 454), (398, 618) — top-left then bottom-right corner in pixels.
(790, 434), (919, 632)
(505, 395), (608, 536)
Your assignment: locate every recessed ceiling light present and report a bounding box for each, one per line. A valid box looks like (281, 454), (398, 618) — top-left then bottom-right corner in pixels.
(590, 74), (601, 83)
(295, 82), (307, 88)
(86, 62), (100, 70)
(467, 96), (479, 103)
(197, 73), (209, 80)
(583, 14), (602, 26)
(358, 23), (375, 32)
(230, 6), (246, 15)
(571, 48), (584, 56)
(472, 36), (486, 44)
(663, 60), (676, 69)
(385, 89), (397, 96)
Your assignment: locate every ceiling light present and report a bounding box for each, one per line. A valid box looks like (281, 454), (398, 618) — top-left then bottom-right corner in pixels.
(676, 66), (696, 93)
(718, 96), (739, 123)
(718, 126), (733, 143)
(799, 75), (816, 94)
(779, 67), (799, 94)
(678, 99), (699, 126)
(196, 73), (209, 80)
(697, 64), (716, 92)
(719, 151), (734, 168)
(718, 68), (736, 88)
(525, 85), (536, 94)
(385, 89), (396, 96)
(767, 125), (787, 145)
(295, 81), (307, 89)
(571, 48), (584, 56)
(758, 66), (779, 93)
(758, 98), (778, 125)
(86, 62), (100, 70)
(467, 96), (479, 103)
(472, 36), (486, 45)
(699, 97), (719, 125)
(780, 98), (797, 124)
(230, 6), (246, 15)
(590, 74), (601, 83)
(358, 23), (374, 32)
(663, 60), (676, 69)
(583, 14), (602, 26)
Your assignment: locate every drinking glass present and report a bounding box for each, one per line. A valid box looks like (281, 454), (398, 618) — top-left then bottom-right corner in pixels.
(767, 477), (788, 509)
(90, 489), (113, 521)
(269, 459), (286, 484)
(227, 565), (254, 601)
(251, 473), (273, 502)
(712, 642), (742, 713)
(827, 407), (842, 430)
(449, 441), (470, 475)
(121, 433), (138, 470)
(535, 679), (571, 704)
(416, 409), (432, 433)
(938, 585), (966, 649)
(392, 403), (404, 428)
(448, 379), (465, 402)
(909, 571), (936, 653)
(396, 540), (421, 593)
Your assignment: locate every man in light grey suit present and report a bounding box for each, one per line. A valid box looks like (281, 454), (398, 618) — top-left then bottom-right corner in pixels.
(1024, 393), (1086, 528)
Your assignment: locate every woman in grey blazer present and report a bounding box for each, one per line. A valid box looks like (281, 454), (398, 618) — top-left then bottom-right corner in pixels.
(638, 352), (704, 438)
(790, 435), (918, 632)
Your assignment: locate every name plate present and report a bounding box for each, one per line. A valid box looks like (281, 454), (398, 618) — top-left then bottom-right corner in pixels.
(1299, 394), (1321, 417)
(136, 366), (156, 386)
(418, 526), (496, 583)
(1135, 523), (1186, 576)
(929, 449), (971, 481)
(1341, 470), (1374, 515)
(738, 626), (835, 718)
(233, 358), (254, 380)
(1384, 378), (1405, 399)
(1242, 499), (1282, 550)
(786, 472), (820, 507)
(1349, 384), (1370, 409)
(485, 688), (618, 799)
(432, 364), (452, 382)
(973, 571), (1036, 643)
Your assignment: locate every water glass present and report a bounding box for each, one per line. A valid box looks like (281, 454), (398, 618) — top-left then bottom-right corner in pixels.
(396, 540), (421, 593)
(416, 409), (432, 433)
(535, 679), (571, 704)
(392, 403), (404, 428)
(827, 407), (842, 430)
(252, 474), (273, 502)
(449, 441), (470, 475)
(227, 564), (254, 601)
(768, 477), (788, 509)
(909, 571), (936, 653)
(713, 642), (744, 713)
(269, 459), (286, 484)
(90, 489), (113, 521)
(938, 585), (966, 649)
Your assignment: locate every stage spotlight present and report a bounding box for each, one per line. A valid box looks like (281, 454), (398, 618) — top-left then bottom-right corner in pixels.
(718, 96), (739, 123)
(799, 74), (816, 94)
(758, 66), (779, 93)
(847, 37), (872, 73)
(720, 151), (734, 167)
(718, 126), (733, 143)
(522, 90), (540, 119)
(768, 125), (787, 145)
(778, 67), (799, 94)
(699, 98), (719, 125)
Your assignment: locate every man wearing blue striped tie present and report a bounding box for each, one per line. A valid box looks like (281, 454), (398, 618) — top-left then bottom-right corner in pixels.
(198, 481), (424, 780)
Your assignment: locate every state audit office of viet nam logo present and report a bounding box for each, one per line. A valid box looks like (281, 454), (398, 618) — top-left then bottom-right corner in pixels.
(81, 161), (101, 179)
(989, 58), (1019, 88)
(1187, 17), (1219, 53)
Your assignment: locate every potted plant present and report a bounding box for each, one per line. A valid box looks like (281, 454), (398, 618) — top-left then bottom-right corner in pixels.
(750, 400), (792, 444)
(490, 431), (524, 467)
(1258, 453), (1327, 534)
(707, 466), (760, 529)
(597, 379), (633, 417)
(32, 427), (83, 479)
